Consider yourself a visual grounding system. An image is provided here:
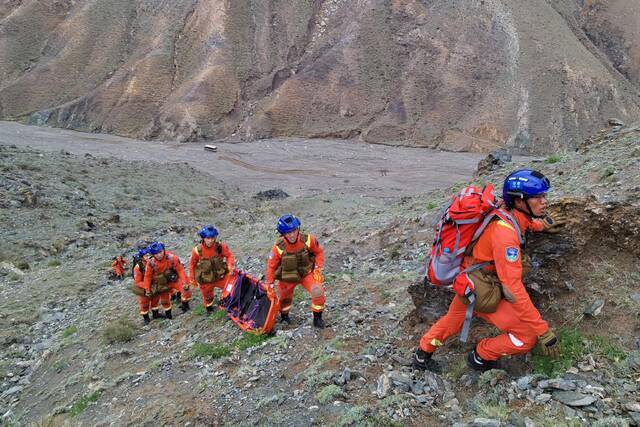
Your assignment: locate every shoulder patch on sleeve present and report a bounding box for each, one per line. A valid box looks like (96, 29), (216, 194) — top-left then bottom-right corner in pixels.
(505, 247), (519, 263)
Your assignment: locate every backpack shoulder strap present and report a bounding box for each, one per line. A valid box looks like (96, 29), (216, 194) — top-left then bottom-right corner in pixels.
(301, 232), (312, 248)
(195, 245), (202, 257)
(275, 238), (285, 255)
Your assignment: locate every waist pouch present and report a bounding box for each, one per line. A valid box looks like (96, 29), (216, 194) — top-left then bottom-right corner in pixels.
(130, 284), (146, 296)
(458, 269), (516, 313)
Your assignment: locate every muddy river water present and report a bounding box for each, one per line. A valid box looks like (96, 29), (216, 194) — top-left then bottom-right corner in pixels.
(0, 121), (486, 198)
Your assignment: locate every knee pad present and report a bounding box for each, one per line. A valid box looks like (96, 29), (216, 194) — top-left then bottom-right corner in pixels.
(311, 285), (324, 298)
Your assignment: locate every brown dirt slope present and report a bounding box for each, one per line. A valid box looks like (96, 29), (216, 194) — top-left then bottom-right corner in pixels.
(1, 0), (639, 152)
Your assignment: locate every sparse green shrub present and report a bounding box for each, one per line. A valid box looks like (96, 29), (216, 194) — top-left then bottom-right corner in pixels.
(69, 391), (101, 417)
(532, 328), (585, 376)
(546, 154), (563, 164)
(207, 309), (228, 324)
(8, 273), (20, 281)
(190, 342), (231, 359)
(235, 332), (271, 350)
(476, 402), (511, 420)
(592, 417), (631, 427)
(364, 415), (403, 427)
(16, 162), (41, 172)
(601, 166), (616, 179)
(293, 286), (306, 303)
(256, 393), (282, 410)
(335, 405), (368, 427)
(192, 306), (206, 316)
(63, 325), (78, 338)
(588, 336), (626, 363)
(316, 384), (345, 404)
(102, 319), (136, 344)
(16, 260), (29, 270)
(426, 201), (438, 210)
(47, 259), (61, 267)
(52, 359), (68, 373)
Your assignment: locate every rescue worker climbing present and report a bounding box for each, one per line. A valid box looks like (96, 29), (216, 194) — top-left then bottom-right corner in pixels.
(414, 170), (565, 372)
(111, 255), (127, 280)
(189, 225), (235, 313)
(132, 248), (153, 325)
(266, 214), (326, 328)
(141, 242), (189, 320)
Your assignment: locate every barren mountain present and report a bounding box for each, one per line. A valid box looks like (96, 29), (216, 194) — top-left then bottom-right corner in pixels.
(1, 0), (639, 152)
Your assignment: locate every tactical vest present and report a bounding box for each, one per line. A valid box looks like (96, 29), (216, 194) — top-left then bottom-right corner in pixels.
(194, 243), (228, 284)
(274, 233), (315, 282)
(149, 254), (177, 294)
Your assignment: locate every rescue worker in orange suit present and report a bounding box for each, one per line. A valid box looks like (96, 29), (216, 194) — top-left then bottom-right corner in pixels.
(142, 242), (189, 320)
(413, 170), (566, 371)
(132, 248), (153, 325)
(266, 214), (326, 328)
(111, 255), (127, 280)
(189, 225), (235, 314)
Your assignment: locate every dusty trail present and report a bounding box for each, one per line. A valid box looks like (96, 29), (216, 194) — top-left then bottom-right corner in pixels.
(0, 121), (484, 198)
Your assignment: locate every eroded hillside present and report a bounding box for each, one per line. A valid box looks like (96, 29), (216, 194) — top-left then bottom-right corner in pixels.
(1, 0), (639, 152)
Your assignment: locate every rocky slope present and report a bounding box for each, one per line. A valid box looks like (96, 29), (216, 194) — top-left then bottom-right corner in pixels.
(0, 122), (639, 426)
(1, 0), (639, 152)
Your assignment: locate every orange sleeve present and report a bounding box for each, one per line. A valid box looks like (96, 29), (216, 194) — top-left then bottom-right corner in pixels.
(133, 265), (144, 286)
(310, 235), (325, 270)
(122, 259), (128, 266)
(221, 243), (235, 270)
(172, 255), (188, 284)
(142, 263), (153, 291)
(266, 244), (281, 284)
(529, 219), (545, 232)
(490, 224), (549, 336)
(189, 247), (199, 284)
(111, 260), (118, 269)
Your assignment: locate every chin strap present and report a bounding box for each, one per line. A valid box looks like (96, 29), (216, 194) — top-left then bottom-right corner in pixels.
(514, 198), (545, 219)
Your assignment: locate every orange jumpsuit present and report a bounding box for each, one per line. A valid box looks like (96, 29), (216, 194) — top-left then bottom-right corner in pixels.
(189, 242), (235, 308)
(112, 256), (127, 278)
(266, 233), (325, 314)
(133, 259), (156, 315)
(419, 210), (549, 361)
(142, 251), (188, 311)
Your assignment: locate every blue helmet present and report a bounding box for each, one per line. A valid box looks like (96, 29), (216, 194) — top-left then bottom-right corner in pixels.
(137, 247), (148, 258)
(198, 225), (219, 239)
(147, 242), (165, 255)
(503, 169), (550, 209)
(277, 214), (301, 234)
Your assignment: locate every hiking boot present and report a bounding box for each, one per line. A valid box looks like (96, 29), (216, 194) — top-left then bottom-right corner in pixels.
(165, 309), (173, 320)
(412, 348), (439, 371)
(280, 313), (291, 324)
(312, 311), (325, 329)
(467, 348), (499, 372)
(206, 305), (215, 314)
(151, 309), (164, 319)
(181, 300), (190, 313)
(142, 313), (151, 325)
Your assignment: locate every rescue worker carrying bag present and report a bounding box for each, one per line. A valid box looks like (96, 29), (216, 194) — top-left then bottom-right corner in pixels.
(151, 269), (177, 295)
(194, 245), (228, 283)
(274, 234), (315, 282)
